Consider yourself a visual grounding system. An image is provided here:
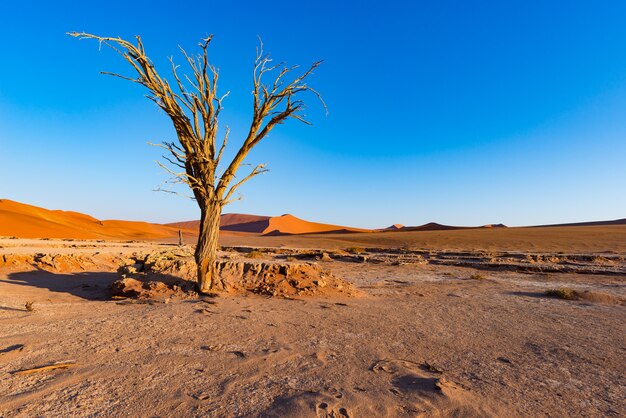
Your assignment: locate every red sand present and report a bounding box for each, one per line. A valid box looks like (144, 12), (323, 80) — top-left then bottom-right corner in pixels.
(0, 199), (183, 240)
(169, 213), (370, 235)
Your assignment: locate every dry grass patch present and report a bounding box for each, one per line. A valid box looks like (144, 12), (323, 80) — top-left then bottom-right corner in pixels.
(469, 273), (487, 280)
(246, 250), (265, 259)
(545, 287), (577, 300)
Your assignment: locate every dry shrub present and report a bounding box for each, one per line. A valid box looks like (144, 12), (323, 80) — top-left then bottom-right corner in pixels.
(246, 250), (265, 259)
(345, 247), (365, 255)
(469, 273), (486, 280)
(319, 252), (333, 262)
(25, 301), (35, 312)
(545, 287), (577, 300)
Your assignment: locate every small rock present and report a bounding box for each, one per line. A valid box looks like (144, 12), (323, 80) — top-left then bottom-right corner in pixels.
(313, 278), (327, 288)
(147, 281), (168, 292)
(200, 344), (223, 351)
(112, 278), (144, 298)
(422, 362), (444, 373)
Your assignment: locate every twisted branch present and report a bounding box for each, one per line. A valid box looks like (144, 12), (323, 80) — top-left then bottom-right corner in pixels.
(69, 32), (323, 208)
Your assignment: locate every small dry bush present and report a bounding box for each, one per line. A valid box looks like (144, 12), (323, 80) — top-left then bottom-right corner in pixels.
(346, 247), (365, 254)
(246, 250), (265, 259)
(25, 301), (35, 312)
(319, 252), (333, 262)
(545, 287), (577, 300)
(285, 256), (297, 262)
(469, 273), (486, 280)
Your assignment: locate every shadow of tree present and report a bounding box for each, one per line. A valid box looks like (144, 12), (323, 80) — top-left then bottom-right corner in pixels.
(0, 305), (26, 312)
(2, 270), (198, 301)
(2, 270), (120, 301)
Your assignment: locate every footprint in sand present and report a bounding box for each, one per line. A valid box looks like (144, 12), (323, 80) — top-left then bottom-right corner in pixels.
(371, 359), (454, 394)
(315, 401), (350, 418)
(327, 386), (343, 399)
(370, 358), (480, 415)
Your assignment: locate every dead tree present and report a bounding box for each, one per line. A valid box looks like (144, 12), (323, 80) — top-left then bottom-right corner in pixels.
(69, 32), (323, 293)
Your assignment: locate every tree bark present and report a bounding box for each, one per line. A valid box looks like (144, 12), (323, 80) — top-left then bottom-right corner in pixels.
(195, 201), (222, 293)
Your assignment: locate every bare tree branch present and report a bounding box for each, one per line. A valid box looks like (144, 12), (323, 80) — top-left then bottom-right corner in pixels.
(222, 163), (269, 204)
(69, 31), (323, 292)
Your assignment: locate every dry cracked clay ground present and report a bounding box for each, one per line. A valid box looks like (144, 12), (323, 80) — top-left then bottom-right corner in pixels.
(0, 239), (624, 417)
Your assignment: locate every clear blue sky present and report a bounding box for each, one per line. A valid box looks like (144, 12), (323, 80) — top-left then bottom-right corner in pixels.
(1, 1), (625, 228)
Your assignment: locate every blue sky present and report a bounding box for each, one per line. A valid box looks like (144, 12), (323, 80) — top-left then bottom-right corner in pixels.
(1, 1), (625, 227)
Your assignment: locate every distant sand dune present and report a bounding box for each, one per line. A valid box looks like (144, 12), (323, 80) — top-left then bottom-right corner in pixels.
(390, 222), (507, 232)
(0, 199), (183, 240)
(531, 218), (626, 228)
(168, 213), (370, 235)
(2, 199), (624, 253)
(1, 200), (368, 239)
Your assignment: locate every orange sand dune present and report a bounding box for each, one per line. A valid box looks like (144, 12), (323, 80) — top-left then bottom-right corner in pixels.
(1, 200), (365, 239)
(262, 214), (370, 235)
(0, 199), (184, 240)
(221, 213), (271, 227)
(168, 213), (370, 235)
(168, 214), (270, 232)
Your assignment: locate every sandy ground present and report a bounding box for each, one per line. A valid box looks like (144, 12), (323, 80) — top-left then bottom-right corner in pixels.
(216, 225), (626, 254)
(0, 237), (625, 417)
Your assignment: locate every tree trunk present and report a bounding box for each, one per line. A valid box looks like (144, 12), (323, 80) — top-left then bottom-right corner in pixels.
(195, 201), (222, 294)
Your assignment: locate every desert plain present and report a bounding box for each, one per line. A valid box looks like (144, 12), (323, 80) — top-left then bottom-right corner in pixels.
(0, 200), (625, 417)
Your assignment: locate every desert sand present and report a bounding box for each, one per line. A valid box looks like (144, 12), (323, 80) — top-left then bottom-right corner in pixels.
(0, 200), (184, 240)
(169, 213), (371, 235)
(0, 238), (625, 416)
(0, 201), (625, 417)
(0, 200), (367, 240)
